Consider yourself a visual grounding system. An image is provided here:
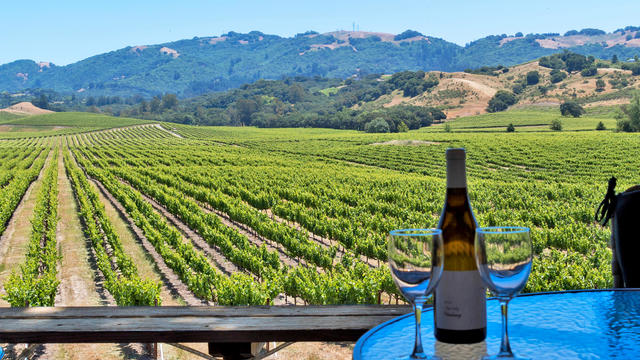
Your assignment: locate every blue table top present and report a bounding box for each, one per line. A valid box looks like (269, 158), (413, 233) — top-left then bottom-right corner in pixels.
(354, 289), (640, 360)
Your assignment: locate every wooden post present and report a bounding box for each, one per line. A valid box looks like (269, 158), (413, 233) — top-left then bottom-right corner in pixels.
(146, 299), (159, 359)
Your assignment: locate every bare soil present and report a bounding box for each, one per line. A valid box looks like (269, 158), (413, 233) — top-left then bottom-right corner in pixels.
(0, 150), (52, 306)
(46, 147), (123, 360)
(133, 187), (241, 277)
(262, 209), (379, 268)
(88, 176), (204, 307)
(0, 101), (54, 115)
(89, 167), (206, 359)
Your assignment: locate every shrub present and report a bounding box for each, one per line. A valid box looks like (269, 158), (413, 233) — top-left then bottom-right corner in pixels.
(580, 66), (597, 77)
(394, 30), (424, 41)
(486, 90), (517, 113)
(506, 123), (515, 132)
(564, 53), (590, 72)
(596, 121), (606, 130)
(397, 121), (409, 132)
(621, 63), (640, 75)
(560, 101), (585, 117)
(364, 118), (390, 133)
(550, 69), (567, 83)
(539, 56), (565, 70)
(444, 123), (451, 132)
(617, 119), (634, 132)
(617, 95), (640, 132)
(550, 119), (563, 131)
(526, 71), (540, 85)
(512, 83), (525, 94)
(595, 79), (606, 92)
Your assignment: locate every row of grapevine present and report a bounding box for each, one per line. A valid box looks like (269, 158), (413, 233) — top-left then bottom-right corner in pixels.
(0, 149), (48, 236)
(130, 167), (336, 268)
(65, 123), (630, 296)
(3, 149), (59, 306)
(73, 147), (398, 304)
(64, 150), (162, 305)
(71, 149), (275, 305)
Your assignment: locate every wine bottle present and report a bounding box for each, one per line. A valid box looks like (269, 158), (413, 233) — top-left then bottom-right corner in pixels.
(434, 148), (486, 344)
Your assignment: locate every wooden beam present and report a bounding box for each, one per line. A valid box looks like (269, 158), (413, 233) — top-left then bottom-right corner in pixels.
(0, 305), (410, 344)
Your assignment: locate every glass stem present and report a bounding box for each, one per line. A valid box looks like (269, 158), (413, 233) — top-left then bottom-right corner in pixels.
(498, 298), (514, 357)
(411, 298), (427, 359)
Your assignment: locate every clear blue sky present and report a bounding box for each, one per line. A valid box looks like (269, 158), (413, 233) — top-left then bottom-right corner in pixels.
(1, 0), (639, 65)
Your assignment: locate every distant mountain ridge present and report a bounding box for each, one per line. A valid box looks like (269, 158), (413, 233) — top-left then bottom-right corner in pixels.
(2, 27), (640, 97)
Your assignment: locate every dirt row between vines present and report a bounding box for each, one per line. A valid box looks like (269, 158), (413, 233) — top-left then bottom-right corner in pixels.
(125, 180), (308, 305)
(262, 208), (380, 268)
(0, 149), (53, 306)
(69, 149), (212, 359)
(115, 174), (355, 358)
(0, 150), (53, 359)
(128, 186), (242, 277)
(87, 176), (204, 307)
(46, 146), (136, 360)
(87, 162), (351, 358)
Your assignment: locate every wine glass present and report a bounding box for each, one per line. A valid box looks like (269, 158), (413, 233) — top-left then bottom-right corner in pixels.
(388, 229), (444, 360)
(474, 226), (532, 360)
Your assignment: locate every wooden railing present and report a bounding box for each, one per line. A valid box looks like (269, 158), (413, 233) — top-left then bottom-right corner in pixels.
(0, 305), (409, 359)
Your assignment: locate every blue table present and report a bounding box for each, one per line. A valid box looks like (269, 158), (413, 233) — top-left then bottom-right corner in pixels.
(354, 289), (640, 360)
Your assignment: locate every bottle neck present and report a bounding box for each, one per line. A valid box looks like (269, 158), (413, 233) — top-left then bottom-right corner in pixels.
(446, 158), (467, 189)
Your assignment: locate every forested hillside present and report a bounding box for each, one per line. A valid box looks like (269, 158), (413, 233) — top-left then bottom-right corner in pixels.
(2, 27), (640, 97)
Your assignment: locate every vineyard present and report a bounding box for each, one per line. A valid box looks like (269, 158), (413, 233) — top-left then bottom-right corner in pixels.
(0, 109), (636, 356)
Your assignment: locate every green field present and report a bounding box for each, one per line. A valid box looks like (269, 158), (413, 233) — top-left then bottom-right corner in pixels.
(0, 109), (635, 306)
(423, 108), (618, 132)
(0, 112), (23, 123)
(0, 112), (150, 139)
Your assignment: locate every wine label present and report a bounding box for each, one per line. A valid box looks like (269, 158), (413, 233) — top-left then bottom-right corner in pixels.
(435, 270), (486, 330)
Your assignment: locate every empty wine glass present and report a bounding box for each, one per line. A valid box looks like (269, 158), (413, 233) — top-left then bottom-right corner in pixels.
(389, 229), (444, 360)
(475, 226), (532, 360)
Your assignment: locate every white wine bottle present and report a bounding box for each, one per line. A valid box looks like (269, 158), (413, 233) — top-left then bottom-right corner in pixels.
(434, 148), (486, 343)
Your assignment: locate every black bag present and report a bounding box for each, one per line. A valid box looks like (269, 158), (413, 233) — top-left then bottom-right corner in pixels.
(596, 177), (640, 288)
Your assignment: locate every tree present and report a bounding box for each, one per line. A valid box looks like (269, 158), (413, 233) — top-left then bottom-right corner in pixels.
(364, 118), (390, 133)
(149, 97), (161, 113)
(235, 99), (259, 126)
(596, 121), (606, 130)
(486, 90), (517, 113)
(526, 71), (540, 85)
(560, 101), (585, 117)
(618, 95), (640, 132)
(612, 55), (619, 64)
(581, 66), (597, 77)
(564, 53), (589, 72)
(161, 94), (178, 110)
(596, 79), (606, 92)
(550, 119), (563, 131)
(32, 94), (49, 110)
(506, 123), (515, 132)
(287, 84), (305, 103)
(397, 121), (409, 132)
(550, 69), (567, 84)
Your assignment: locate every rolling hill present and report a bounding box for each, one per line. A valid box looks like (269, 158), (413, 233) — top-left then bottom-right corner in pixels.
(2, 27), (640, 98)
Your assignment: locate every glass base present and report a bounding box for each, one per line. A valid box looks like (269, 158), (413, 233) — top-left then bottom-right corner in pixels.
(482, 354), (529, 360)
(395, 355), (441, 360)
